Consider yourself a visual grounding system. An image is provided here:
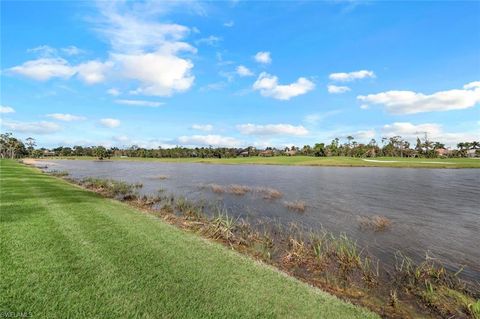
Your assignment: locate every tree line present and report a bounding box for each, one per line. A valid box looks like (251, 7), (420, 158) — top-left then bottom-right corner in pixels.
(1, 132), (479, 159)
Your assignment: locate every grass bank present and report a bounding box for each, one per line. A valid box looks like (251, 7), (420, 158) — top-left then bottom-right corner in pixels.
(0, 160), (377, 318)
(40, 156), (480, 168)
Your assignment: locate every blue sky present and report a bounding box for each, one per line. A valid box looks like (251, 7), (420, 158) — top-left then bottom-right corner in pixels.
(1, 0), (479, 148)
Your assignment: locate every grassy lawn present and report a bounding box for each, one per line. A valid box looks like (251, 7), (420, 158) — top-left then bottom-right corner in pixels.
(45, 155), (480, 168)
(0, 160), (377, 318)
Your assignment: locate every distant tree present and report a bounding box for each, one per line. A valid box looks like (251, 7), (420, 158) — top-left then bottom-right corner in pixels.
(94, 146), (108, 160)
(313, 143), (326, 157)
(0, 133), (27, 159)
(25, 137), (36, 156)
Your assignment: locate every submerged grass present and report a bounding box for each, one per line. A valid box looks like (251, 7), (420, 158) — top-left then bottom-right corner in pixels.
(79, 177), (143, 200)
(284, 200), (307, 212)
(358, 215), (392, 231)
(204, 183), (283, 199)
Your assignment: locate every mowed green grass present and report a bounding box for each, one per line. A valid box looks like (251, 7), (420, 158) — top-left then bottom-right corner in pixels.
(50, 155), (480, 168)
(0, 160), (377, 318)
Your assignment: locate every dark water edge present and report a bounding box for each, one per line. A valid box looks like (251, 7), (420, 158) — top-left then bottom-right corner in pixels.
(38, 159), (480, 282)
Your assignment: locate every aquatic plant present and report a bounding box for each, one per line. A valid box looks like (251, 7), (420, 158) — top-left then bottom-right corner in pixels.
(358, 215), (392, 231)
(255, 187), (283, 199)
(204, 183), (283, 200)
(284, 200), (306, 212)
(80, 177), (142, 199)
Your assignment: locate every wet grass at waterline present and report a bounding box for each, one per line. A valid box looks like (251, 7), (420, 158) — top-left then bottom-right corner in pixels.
(43, 165), (480, 318)
(0, 159), (378, 318)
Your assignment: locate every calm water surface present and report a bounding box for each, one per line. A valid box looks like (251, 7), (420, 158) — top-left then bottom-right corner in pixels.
(39, 160), (480, 281)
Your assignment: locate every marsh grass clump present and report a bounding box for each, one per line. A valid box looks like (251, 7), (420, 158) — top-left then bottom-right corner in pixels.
(175, 196), (204, 220)
(228, 184), (250, 195)
(206, 184), (251, 195)
(209, 184), (226, 194)
(206, 212), (239, 243)
(358, 215), (392, 231)
(48, 170), (69, 177)
(81, 178), (142, 200)
(204, 184), (283, 200)
(284, 200), (306, 212)
(255, 187), (283, 199)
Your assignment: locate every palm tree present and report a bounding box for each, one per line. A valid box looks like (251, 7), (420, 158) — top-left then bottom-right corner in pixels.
(433, 142), (445, 150)
(346, 136), (354, 147)
(471, 141), (480, 149)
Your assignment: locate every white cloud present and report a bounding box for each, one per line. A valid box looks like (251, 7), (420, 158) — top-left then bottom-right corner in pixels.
(236, 65), (254, 77)
(1, 120), (61, 134)
(360, 104), (369, 110)
(191, 124), (213, 132)
(95, 2), (192, 53)
(177, 134), (241, 147)
(464, 81), (480, 90)
(107, 88), (121, 96)
(195, 35), (221, 46)
(99, 118), (120, 128)
(382, 122), (442, 137)
(327, 85), (351, 94)
(354, 129), (376, 140)
(9, 58), (76, 81)
(0, 106), (15, 114)
(253, 72), (315, 100)
(113, 50), (195, 96)
(93, 2), (197, 96)
(304, 110), (342, 124)
(61, 45), (84, 56)
(10, 4), (198, 98)
(237, 123), (309, 136)
(199, 82), (227, 92)
(380, 122), (479, 147)
(27, 45), (57, 57)
(224, 20), (234, 27)
(357, 82), (480, 114)
(329, 70), (375, 82)
(8, 57), (111, 84)
(46, 113), (86, 121)
(76, 60), (112, 84)
(254, 51), (271, 64)
(115, 99), (163, 107)
(28, 45), (84, 57)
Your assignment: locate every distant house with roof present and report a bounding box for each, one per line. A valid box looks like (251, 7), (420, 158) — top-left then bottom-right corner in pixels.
(435, 148), (450, 157)
(466, 149), (478, 158)
(259, 150), (274, 157)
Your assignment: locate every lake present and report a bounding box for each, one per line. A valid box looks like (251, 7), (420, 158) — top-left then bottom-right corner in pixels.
(37, 159), (480, 281)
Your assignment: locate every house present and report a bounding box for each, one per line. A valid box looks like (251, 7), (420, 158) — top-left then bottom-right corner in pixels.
(285, 149), (297, 156)
(238, 150), (249, 157)
(435, 148), (450, 157)
(43, 150), (56, 157)
(466, 149), (477, 158)
(259, 150), (274, 157)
